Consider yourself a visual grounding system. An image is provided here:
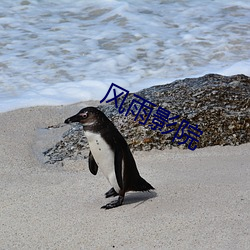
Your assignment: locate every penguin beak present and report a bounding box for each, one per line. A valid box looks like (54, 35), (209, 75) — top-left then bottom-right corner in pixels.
(64, 114), (81, 124)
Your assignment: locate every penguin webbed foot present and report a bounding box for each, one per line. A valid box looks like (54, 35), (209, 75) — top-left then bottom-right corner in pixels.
(101, 196), (124, 209)
(105, 187), (118, 198)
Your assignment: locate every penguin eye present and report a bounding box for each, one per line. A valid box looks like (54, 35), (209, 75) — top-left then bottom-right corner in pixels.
(79, 112), (88, 119)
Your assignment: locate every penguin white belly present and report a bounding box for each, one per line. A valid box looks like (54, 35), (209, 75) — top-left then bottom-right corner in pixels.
(85, 131), (120, 193)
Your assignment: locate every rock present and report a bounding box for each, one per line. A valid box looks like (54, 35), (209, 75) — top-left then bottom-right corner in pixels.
(43, 74), (250, 164)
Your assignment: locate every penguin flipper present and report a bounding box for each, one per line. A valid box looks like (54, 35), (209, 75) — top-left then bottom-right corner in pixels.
(88, 151), (98, 175)
(114, 146), (124, 190)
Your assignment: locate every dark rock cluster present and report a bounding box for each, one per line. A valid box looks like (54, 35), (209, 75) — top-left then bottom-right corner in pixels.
(43, 74), (250, 164)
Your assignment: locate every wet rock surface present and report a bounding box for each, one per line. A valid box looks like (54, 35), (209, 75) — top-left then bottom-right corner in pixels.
(43, 74), (250, 164)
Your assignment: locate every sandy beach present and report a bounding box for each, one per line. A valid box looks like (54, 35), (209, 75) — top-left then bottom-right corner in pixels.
(0, 102), (249, 249)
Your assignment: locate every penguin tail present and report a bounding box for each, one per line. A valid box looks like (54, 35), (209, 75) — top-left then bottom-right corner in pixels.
(131, 176), (154, 192)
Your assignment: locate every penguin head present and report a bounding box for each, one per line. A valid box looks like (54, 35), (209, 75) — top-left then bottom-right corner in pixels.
(65, 107), (109, 130)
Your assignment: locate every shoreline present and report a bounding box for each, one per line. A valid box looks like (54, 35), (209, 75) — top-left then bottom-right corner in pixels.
(0, 103), (249, 249)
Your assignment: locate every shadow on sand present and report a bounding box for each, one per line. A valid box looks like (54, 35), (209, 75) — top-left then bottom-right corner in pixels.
(122, 190), (157, 208)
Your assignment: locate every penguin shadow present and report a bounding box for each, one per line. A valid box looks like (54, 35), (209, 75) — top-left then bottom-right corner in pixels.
(123, 190), (157, 208)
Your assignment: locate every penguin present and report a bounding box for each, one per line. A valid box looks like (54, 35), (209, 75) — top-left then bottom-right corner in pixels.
(65, 107), (154, 209)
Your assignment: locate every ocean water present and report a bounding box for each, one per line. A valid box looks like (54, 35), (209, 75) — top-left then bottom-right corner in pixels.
(0, 0), (249, 112)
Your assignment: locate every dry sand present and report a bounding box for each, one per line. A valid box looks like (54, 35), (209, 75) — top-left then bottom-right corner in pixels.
(0, 102), (249, 249)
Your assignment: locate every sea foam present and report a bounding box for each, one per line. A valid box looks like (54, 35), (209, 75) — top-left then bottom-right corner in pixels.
(0, 0), (249, 112)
